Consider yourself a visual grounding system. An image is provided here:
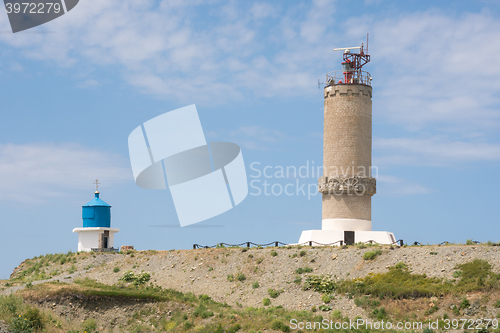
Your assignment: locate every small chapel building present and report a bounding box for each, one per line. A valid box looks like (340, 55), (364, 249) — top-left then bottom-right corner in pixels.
(73, 181), (119, 252)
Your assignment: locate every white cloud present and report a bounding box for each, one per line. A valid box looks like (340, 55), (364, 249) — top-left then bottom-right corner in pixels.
(0, 0), (337, 103)
(374, 136), (500, 166)
(377, 175), (433, 196)
(10, 63), (23, 72)
(0, 2), (498, 138)
(250, 2), (277, 19)
(77, 78), (99, 88)
(0, 143), (131, 204)
(367, 11), (500, 132)
(228, 126), (287, 150)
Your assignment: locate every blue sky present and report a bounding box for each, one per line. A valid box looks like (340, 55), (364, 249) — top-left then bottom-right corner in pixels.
(1, 0), (500, 279)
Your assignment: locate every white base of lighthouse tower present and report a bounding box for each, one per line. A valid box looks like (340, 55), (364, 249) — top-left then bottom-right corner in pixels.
(297, 219), (396, 246)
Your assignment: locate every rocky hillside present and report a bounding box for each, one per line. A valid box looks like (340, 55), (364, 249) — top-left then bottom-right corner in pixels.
(1, 244), (500, 332)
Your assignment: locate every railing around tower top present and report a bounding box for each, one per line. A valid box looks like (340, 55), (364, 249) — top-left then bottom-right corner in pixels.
(326, 70), (372, 86)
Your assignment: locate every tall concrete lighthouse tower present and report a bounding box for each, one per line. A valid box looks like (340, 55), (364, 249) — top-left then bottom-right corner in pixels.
(298, 39), (396, 246)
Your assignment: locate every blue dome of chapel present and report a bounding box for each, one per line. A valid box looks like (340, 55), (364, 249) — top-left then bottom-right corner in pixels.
(83, 192), (111, 207)
(82, 191), (112, 228)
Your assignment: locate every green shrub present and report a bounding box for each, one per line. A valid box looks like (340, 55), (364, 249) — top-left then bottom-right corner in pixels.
(270, 250), (278, 257)
(193, 304), (214, 318)
(319, 305), (332, 311)
(119, 271), (150, 285)
(135, 272), (151, 285)
(354, 296), (380, 309)
(236, 273), (246, 282)
(331, 310), (342, 320)
(184, 321), (194, 329)
(299, 250), (307, 257)
(271, 319), (290, 332)
(455, 259), (499, 290)
(452, 270), (462, 278)
(303, 275), (336, 293)
(294, 277), (302, 284)
(227, 323), (242, 333)
(494, 300), (500, 308)
(0, 294), (23, 317)
(395, 262), (407, 269)
(430, 252), (437, 255)
(10, 316), (33, 333)
(252, 282), (260, 289)
(337, 263), (448, 299)
(23, 308), (43, 330)
(212, 324), (224, 333)
(82, 318), (97, 333)
(427, 305), (438, 314)
(295, 267), (313, 274)
(113, 267), (120, 273)
(372, 307), (388, 320)
(263, 298), (271, 306)
(227, 274), (234, 282)
(268, 288), (281, 298)
(452, 305), (460, 315)
(460, 297), (470, 309)
(199, 294), (211, 301)
(363, 249), (382, 260)
(321, 294), (331, 303)
(466, 239), (474, 245)
(121, 271), (135, 282)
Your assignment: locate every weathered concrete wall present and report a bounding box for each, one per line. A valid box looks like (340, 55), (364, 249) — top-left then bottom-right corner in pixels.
(322, 84), (374, 221)
(322, 193), (371, 220)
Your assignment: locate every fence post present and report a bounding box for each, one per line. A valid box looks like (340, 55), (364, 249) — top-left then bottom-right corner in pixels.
(399, 240), (403, 247)
(275, 241), (278, 247)
(309, 241), (312, 246)
(247, 242), (250, 248)
(193, 244), (196, 249)
(340, 241), (343, 246)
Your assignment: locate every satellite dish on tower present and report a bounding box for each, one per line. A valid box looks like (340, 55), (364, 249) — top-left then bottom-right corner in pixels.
(333, 46), (361, 54)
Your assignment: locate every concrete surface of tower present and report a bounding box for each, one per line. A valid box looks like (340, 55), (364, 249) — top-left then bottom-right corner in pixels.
(322, 42), (374, 233)
(297, 37), (396, 246)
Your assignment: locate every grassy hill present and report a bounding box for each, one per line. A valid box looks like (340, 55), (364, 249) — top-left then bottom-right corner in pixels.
(2, 244), (500, 332)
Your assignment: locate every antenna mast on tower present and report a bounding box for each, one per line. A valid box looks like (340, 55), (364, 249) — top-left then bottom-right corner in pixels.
(327, 33), (371, 85)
